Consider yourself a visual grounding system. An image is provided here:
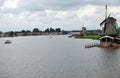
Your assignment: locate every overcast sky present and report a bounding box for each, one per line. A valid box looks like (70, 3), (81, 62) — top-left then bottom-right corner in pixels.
(0, 0), (120, 32)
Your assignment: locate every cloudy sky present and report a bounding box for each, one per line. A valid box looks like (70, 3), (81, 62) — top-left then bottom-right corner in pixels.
(0, 0), (120, 32)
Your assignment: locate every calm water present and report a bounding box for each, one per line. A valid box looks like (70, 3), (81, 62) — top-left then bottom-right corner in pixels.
(0, 35), (120, 78)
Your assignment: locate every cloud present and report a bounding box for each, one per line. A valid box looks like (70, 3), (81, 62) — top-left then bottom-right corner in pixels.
(0, 0), (5, 7)
(0, 0), (120, 32)
(76, 5), (96, 18)
(1, 5), (120, 31)
(17, 0), (120, 11)
(2, 0), (19, 9)
(1, 0), (120, 13)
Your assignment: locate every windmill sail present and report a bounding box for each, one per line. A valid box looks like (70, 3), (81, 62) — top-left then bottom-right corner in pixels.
(100, 5), (118, 36)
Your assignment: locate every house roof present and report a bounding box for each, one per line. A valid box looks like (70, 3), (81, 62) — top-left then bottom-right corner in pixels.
(100, 36), (114, 40)
(100, 17), (116, 26)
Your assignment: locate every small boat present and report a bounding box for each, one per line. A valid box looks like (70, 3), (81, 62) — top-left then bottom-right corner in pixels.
(5, 40), (11, 44)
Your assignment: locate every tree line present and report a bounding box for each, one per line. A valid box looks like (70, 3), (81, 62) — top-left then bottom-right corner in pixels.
(2, 28), (61, 33)
(0, 27), (70, 37)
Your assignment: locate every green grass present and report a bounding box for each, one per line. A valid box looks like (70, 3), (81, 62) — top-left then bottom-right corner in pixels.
(75, 35), (101, 40)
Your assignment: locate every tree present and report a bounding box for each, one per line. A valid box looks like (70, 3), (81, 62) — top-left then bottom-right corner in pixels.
(45, 28), (50, 32)
(55, 28), (61, 32)
(21, 30), (26, 33)
(0, 31), (3, 34)
(26, 30), (31, 33)
(33, 28), (40, 32)
(50, 27), (55, 32)
(21, 30), (27, 36)
(14, 31), (18, 36)
(9, 31), (14, 37)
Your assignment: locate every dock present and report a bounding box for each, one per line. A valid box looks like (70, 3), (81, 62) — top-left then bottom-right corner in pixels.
(85, 43), (99, 48)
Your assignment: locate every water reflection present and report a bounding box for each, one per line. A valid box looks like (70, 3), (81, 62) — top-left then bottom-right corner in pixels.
(99, 48), (120, 78)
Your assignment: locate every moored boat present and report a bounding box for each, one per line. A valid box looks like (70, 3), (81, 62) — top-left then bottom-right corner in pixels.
(5, 40), (11, 44)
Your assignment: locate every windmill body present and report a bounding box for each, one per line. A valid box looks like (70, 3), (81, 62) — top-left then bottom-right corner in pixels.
(100, 17), (118, 36)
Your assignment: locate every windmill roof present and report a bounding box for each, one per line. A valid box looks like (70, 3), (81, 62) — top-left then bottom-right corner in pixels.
(100, 17), (116, 26)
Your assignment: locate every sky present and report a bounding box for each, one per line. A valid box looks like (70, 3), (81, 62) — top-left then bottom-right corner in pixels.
(0, 0), (120, 32)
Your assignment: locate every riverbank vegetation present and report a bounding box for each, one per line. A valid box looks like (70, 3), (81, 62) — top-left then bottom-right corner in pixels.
(0, 28), (70, 37)
(75, 35), (101, 39)
(69, 29), (102, 40)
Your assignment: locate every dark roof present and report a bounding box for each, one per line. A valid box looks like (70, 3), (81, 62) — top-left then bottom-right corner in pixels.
(100, 36), (114, 39)
(100, 17), (116, 26)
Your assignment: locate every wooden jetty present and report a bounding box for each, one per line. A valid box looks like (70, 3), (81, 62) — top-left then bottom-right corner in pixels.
(85, 43), (99, 48)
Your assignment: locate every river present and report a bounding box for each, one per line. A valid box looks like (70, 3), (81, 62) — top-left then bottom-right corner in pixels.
(0, 35), (120, 78)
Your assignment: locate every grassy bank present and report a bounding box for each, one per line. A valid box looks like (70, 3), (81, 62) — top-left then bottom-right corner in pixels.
(75, 35), (101, 40)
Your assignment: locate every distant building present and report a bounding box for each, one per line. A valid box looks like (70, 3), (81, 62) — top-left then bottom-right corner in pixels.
(16, 32), (24, 36)
(82, 27), (86, 33)
(81, 27), (86, 36)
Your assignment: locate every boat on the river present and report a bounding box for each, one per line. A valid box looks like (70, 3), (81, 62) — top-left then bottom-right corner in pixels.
(5, 40), (11, 44)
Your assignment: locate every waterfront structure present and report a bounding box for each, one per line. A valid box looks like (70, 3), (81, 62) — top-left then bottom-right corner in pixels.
(82, 27), (86, 34)
(99, 5), (120, 47)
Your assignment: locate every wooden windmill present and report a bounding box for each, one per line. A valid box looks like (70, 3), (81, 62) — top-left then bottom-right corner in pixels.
(100, 5), (118, 36)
